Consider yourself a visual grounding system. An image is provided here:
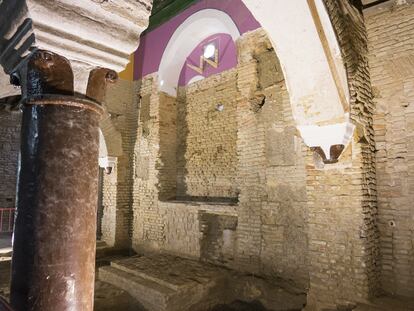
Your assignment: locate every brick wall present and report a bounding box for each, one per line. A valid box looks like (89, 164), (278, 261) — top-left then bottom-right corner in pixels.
(101, 78), (140, 248)
(0, 111), (20, 211)
(176, 70), (239, 200)
(234, 29), (309, 288)
(304, 1), (380, 309)
(158, 92), (178, 201)
(366, 2), (414, 297)
(132, 28), (310, 290)
(133, 74), (165, 251)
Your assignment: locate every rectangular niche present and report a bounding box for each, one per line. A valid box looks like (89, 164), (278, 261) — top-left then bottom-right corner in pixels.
(157, 73), (240, 204)
(199, 212), (238, 266)
(174, 74), (239, 203)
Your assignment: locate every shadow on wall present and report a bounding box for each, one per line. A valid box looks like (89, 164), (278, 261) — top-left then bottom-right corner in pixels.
(199, 212), (238, 266)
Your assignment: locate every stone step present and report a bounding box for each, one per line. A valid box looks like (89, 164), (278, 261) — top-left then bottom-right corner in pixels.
(99, 262), (223, 311)
(99, 255), (307, 311)
(110, 260), (191, 291)
(99, 265), (177, 311)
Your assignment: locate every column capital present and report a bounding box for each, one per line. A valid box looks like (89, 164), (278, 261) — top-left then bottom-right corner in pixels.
(0, 0), (152, 94)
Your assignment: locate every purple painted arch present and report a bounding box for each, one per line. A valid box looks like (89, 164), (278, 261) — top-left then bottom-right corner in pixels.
(134, 0), (261, 80)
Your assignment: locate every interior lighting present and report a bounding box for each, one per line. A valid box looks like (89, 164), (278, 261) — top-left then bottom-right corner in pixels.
(203, 43), (216, 59)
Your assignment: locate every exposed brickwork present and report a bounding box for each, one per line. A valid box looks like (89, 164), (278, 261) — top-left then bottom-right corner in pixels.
(234, 30), (309, 289)
(132, 28), (309, 290)
(200, 212), (238, 265)
(304, 1), (380, 309)
(1, 2), (412, 307)
(176, 70), (239, 199)
(366, 2), (414, 297)
(101, 79), (140, 248)
(133, 74), (165, 251)
(101, 166), (118, 246)
(232, 30), (264, 273)
(158, 92), (177, 201)
(0, 111), (20, 211)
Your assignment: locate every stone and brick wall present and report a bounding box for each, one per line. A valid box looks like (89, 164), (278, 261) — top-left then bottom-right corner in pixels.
(133, 74), (165, 251)
(176, 70), (239, 200)
(102, 3), (383, 309)
(366, 2), (414, 297)
(0, 111), (20, 211)
(304, 1), (380, 309)
(132, 28), (309, 290)
(1, 1), (412, 307)
(234, 29), (309, 289)
(158, 92), (178, 201)
(101, 78), (140, 248)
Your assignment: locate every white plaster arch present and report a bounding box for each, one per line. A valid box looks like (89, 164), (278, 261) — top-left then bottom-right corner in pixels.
(158, 9), (241, 95)
(98, 117), (123, 169)
(158, 1), (353, 157)
(98, 129), (115, 169)
(99, 129), (108, 159)
(242, 0), (353, 156)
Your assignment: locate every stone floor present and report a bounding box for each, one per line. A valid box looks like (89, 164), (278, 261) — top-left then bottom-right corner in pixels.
(97, 253), (414, 311)
(0, 260), (10, 298)
(354, 296), (414, 311)
(0, 235), (12, 256)
(99, 254), (306, 311)
(94, 280), (147, 311)
(210, 300), (277, 311)
(0, 242), (145, 311)
(0, 259), (145, 311)
(1, 250), (414, 311)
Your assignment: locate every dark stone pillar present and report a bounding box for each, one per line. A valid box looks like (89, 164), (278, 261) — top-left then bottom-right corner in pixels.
(10, 50), (116, 311)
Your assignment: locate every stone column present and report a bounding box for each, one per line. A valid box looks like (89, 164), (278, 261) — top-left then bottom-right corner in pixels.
(10, 50), (117, 311)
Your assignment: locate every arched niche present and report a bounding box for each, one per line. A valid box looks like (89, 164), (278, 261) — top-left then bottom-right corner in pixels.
(158, 9), (241, 96)
(98, 117), (123, 168)
(156, 0), (353, 159)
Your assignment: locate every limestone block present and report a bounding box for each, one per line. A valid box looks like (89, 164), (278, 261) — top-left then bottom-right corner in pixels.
(266, 126), (296, 166)
(256, 50), (284, 89)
